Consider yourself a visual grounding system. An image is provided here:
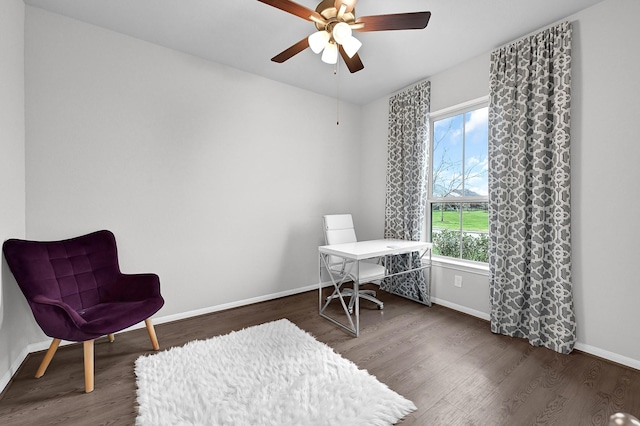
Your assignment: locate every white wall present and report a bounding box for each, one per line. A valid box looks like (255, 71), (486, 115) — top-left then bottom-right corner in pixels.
(356, 96), (388, 241)
(569, 0), (640, 364)
(24, 7), (363, 321)
(0, 0), (34, 391)
(360, 0), (640, 367)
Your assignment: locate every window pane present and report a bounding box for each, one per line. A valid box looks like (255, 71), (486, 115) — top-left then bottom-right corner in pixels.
(461, 202), (488, 232)
(463, 108), (488, 197)
(431, 202), (488, 262)
(432, 115), (463, 198)
(429, 103), (489, 263)
(461, 202), (489, 262)
(431, 202), (461, 257)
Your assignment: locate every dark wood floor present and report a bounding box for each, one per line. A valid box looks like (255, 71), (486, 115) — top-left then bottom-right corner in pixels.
(1, 286), (639, 425)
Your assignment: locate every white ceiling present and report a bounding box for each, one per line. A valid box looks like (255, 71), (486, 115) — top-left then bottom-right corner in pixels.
(23, 0), (604, 105)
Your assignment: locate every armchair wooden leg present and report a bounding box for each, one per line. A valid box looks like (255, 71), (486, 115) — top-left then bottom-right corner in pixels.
(35, 338), (61, 378)
(108, 333), (115, 343)
(145, 319), (160, 350)
(83, 340), (94, 393)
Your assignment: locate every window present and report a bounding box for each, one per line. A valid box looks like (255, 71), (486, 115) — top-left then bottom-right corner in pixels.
(428, 98), (489, 263)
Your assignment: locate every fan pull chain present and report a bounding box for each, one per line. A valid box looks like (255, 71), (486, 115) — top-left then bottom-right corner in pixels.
(335, 60), (340, 125)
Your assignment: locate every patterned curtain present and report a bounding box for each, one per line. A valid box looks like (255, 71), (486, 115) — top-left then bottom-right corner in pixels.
(381, 80), (430, 304)
(488, 22), (576, 354)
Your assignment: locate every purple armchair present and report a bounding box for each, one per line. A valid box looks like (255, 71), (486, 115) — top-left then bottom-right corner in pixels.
(2, 230), (164, 392)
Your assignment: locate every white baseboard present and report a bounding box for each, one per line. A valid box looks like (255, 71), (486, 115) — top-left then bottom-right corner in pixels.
(431, 297), (640, 371)
(146, 282), (330, 327)
(1, 282), (331, 394)
(431, 297), (491, 321)
(3, 286), (638, 394)
(0, 345), (30, 396)
(574, 342), (640, 370)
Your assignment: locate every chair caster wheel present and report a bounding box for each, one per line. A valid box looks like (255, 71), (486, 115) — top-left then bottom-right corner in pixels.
(378, 304), (384, 310)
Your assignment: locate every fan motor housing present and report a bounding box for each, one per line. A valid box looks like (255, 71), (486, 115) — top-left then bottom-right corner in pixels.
(315, 0), (356, 31)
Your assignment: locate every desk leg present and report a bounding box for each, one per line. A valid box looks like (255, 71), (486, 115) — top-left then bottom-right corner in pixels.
(318, 252), (322, 314)
(318, 252), (358, 336)
(354, 260), (360, 337)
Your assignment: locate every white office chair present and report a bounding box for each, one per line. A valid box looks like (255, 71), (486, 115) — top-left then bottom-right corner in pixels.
(323, 214), (386, 313)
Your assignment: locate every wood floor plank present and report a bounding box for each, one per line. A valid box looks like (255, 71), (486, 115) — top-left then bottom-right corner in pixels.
(1, 288), (639, 425)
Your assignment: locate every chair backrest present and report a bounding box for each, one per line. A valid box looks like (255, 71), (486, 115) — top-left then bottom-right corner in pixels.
(323, 214), (357, 245)
(323, 214), (358, 270)
(2, 230), (121, 312)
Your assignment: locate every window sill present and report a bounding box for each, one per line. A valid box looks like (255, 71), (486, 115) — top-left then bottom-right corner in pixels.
(430, 255), (490, 276)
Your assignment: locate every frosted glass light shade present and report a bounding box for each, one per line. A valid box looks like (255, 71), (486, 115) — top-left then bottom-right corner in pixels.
(321, 42), (338, 64)
(308, 30), (330, 54)
(332, 22), (352, 45)
(342, 36), (362, 58)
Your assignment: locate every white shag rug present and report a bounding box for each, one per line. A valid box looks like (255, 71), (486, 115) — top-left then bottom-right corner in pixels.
(135, 319), (416, 425)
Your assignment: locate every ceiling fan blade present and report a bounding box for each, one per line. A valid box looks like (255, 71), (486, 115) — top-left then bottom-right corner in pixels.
(356, 11), (431, 32)
(257, 0), (325, 22)
(271, 37), (310, 63)
(339, 46), (364, 73)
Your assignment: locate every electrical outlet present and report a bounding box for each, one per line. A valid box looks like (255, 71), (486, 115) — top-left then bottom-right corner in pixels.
(454, 275), (463, 288)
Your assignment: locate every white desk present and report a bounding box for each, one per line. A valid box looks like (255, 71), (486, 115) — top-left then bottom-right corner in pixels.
(318, 239), (432, 336)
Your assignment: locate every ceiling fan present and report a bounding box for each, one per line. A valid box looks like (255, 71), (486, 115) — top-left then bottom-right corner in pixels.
(257, 0), (431, 73)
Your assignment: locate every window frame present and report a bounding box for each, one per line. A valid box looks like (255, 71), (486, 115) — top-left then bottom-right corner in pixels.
(427, 96), (490, 267)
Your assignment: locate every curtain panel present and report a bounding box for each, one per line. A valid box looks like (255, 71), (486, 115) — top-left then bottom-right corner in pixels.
(488, 21), (576, 354)
(381, 80), (430, 304)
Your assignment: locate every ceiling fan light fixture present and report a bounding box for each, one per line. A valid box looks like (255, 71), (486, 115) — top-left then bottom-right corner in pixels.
(261, 0), (431, 74)
(308, 30), (331, 54)
(332, 22), (352, 44)
(321, 41), (338, 64)
(342, 35), (362, 58)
